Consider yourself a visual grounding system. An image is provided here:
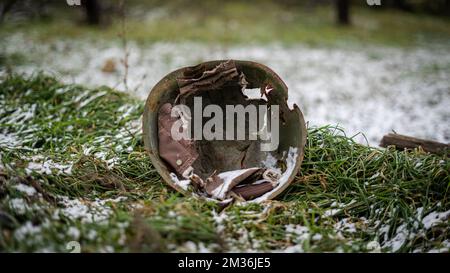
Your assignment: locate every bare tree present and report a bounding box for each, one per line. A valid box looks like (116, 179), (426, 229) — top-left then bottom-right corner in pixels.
(392, 0), (414, 12)
(335, 0), (350, 25)
(0, 0), (17, 23)
(83, 0), (101, 25)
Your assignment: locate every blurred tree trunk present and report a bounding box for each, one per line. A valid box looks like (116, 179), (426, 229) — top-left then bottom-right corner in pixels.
(0, 0), (17, 23)
(83, 0), (101, 25)
(392, 0), (414, 12)
(335, 0), (350, 25)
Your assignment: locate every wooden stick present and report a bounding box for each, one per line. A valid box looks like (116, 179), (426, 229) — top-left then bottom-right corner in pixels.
(379, 133), (449, 155)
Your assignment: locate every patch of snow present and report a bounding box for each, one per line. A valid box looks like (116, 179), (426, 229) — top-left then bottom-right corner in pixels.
(67, 226), (81, 240)
(366, 241), (381, 253)
(87, 229), (98, 240)
(4, 103), (37, 124)
(279, 244), (304, 253)
(421, 210), (450, 229)
(176, 241), (215, 253)
(13, 184), (37, 196)
(279, 224), (311, 253)
(427, 247), (449, 253)
(369, 172), (380, 180)
(14, 221), (42, 241)
(285, 224), (310, 241)
(78, 91), (107, 108)
(0, 132), (22, 149)
(334, 218), (357, 233)
(324, 208), (340, 217)
(167, 211), (177, 218)
(170, 173), (191, 191)
(9, 198), (30, 214)
(381, 223), (410, 252)
(25, 160), (73, 175)
(212, 210), (228, 233)
(2, 34), (449, 144)
(56, 196), (125, 224)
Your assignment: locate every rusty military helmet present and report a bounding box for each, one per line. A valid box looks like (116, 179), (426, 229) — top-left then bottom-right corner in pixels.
(143, 60), (306, 204)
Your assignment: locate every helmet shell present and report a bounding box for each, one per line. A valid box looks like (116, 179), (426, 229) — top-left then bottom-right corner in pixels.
(143, 60), (307, 201)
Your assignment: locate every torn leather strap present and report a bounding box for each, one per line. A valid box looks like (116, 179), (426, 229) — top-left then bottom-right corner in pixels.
(205, 168), (261, 200)
(204, 167), (279, 200)
(158, 103), (198, 177)
(231, 182), (274, 200)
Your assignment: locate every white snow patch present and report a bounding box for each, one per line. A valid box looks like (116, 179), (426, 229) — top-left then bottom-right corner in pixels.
(170, 173), (191, 191)
(334, 218), (357, 233)
(25, 160), (73, 175)
(285, 224), (310, 241)
(2, 35), (449, 145)
(382, 223), (409, 252)
(324, 209), (340, 217)
(422, 210), (450, 229)
(13, 184), (37, 196)
(9, 198), (30, 215)
(56, 196), (125, 224)
(14, 221), (42, 241)
(279, 244), (304, 253)
(78, 91), (107, 108)
(212, 210), (228, 233)
(278, 224), (311, 253)
(67, 227), (81, 240)
(366, 241), (381, 253)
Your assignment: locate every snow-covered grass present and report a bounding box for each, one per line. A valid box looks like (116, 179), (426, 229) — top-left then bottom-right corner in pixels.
(1, 34), (449, 145)
(1, 1), (449, 253)
(0, 74), (448, 252)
